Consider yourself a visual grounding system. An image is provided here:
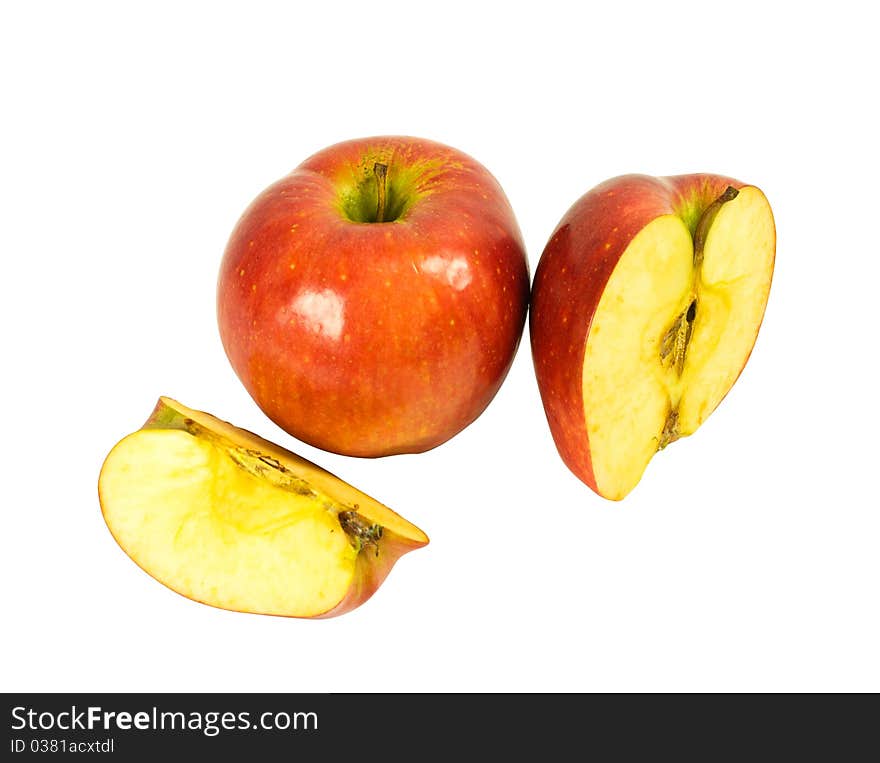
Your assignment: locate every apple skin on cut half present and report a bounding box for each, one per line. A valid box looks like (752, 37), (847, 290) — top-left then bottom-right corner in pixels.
(98, 397), (428, 618)
(530, 174), (776, 501)
(217, 135), (530, 458)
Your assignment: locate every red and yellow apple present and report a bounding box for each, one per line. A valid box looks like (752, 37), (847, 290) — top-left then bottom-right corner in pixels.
(530, 174), (776, 500)
(98, 397), (428, 618)
(217, 136), (530, 457)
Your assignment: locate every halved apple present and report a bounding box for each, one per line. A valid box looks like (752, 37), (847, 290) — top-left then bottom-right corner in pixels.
(530, 174), (776, 500)
(98, 397), (428, 617)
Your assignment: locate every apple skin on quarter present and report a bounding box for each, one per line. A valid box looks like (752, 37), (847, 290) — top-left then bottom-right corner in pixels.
(530, 174), (776, 500)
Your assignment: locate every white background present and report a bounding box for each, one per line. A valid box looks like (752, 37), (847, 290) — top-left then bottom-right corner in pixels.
(3, 1), (878, 693)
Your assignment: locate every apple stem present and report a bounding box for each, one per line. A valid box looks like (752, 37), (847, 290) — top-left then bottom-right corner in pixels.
(693, 185), (739, 268)
(374, 162), (388, 223)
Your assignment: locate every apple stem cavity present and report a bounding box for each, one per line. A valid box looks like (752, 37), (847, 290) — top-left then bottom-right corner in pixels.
(373, 162), (388, 223)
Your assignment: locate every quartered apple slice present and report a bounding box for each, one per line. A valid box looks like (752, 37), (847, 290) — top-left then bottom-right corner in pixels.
(98, 397), (428, 617)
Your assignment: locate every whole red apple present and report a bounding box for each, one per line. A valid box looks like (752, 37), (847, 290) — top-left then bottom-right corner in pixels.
(218, 136), (530, 457)
(530, 173), (775, 500)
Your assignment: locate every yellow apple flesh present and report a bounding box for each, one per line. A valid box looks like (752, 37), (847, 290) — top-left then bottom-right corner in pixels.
(98, 397), (428, 617)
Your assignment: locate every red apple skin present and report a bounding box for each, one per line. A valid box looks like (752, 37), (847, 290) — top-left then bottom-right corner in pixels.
(218, 136), (530, 457)
(529, 173), (744, 492)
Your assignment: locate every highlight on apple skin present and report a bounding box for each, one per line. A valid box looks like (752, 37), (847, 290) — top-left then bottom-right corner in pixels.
(530, 173), (776, 501)
(217, 135), (531, 458)
(98, 397), (429, 618)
